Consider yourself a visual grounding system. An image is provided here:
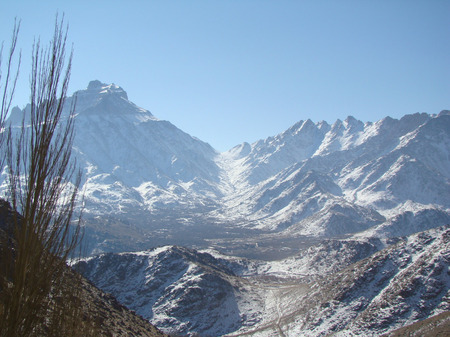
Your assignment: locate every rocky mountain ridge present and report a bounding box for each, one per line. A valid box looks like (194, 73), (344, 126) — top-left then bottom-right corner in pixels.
(75, 226), (450, 336)
(4, 81), (449, 258)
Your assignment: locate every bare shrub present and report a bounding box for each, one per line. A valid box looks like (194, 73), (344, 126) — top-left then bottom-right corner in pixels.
(0, 16), (88, 336)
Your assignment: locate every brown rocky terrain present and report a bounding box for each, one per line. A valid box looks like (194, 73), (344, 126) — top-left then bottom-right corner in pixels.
(0, 199), (168, 336)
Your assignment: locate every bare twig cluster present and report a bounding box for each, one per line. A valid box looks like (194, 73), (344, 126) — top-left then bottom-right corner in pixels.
(0, 16), (91, 336)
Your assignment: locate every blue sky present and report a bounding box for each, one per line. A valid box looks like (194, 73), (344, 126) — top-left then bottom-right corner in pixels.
(1, 1), (449, 151)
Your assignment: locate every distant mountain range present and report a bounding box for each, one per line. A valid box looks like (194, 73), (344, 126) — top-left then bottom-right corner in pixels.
(5, 81), (449, 257)
(6, 81), (450, 336)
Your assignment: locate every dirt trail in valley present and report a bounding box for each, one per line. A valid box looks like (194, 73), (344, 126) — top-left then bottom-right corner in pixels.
(225, 279), (310, 336)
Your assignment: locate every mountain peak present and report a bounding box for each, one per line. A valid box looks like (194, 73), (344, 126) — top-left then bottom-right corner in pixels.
(70, 81), (130, 112)
(85, 80), (128, 100)
(344, 115), (364, 131)
(344, 115), (358, 124)
(301, 118), (315, 129)
(87, 80), (105, 90)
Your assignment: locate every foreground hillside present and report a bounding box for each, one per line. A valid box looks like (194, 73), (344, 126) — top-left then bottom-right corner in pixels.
(76, 274), (168, 337)
(6, 81), (449, 257)
(75, 226), (450, 336)
(0, 199), (167, 337)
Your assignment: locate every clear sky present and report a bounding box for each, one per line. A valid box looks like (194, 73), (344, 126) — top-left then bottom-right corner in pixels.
(1, 1), (449, 152)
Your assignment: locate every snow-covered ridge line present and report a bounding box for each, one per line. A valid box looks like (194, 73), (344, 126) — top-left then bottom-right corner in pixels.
(4, 81), (449, 256)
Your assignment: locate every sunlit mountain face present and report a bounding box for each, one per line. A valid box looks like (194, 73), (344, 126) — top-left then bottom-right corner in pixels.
(6, 81), (449, 258)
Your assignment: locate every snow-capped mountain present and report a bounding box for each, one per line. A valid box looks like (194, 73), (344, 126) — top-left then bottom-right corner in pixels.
(6, 81), (450, 335)
(74, 226), (450, 336)
(72, 81), (223, 214)
(8, 80), (222, 217)
(216, 111), (450, 233)
(4, 81), (449, 256)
